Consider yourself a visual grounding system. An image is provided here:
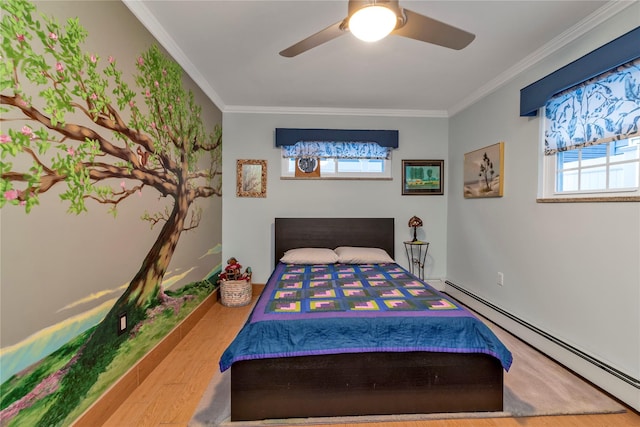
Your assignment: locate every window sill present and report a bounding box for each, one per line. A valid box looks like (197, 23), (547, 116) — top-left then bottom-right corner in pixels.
(537, 196), (640, 203)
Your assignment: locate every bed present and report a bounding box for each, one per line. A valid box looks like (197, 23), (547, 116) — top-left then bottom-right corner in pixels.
(220, 217), (512, 421)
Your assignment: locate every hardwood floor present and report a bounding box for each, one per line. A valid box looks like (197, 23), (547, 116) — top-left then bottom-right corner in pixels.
(100, 294), (640, 427)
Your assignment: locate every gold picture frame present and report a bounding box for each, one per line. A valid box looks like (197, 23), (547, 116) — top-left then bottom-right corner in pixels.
(236, 159), (267, 198)
(463, 142), (504, 198)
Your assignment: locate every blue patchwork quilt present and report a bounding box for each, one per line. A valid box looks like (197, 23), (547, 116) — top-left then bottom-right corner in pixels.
(220, 262), (512, 371)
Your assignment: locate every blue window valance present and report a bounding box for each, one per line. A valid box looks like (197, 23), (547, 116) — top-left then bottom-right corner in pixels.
(276, 128), (398, 160)
(520, 27), (640, 117)
(275, 128), (398, 147)
(544, 57), (640, 155)
(281, 141), (392, 159)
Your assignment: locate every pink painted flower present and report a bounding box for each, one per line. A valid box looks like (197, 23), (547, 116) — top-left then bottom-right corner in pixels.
(90, 54), (97, 63)
(67, 147), (75, 156)
(19, 200), (26, 206)
(4, 189), (18, 201)
(90, 93), (98, 100)
(108, 55), (114, 64)
(0, 134), (10, 143)
(138, 190), (142, 197)
(120, 181), (126, 190)
(16, 33), (25, 42)
(168, 105), (173, 111)
(55, 62), (64, 72)
(20, 126), (33, 137)
(145, 89), (151, 97)
(129, 100), (135, 108)
(150, 122), (156, 129)
(48, 32), (58, 40)
(162, 69), (167, 76)
(137, 56), (144, 66)
(154, 81), (159, 88)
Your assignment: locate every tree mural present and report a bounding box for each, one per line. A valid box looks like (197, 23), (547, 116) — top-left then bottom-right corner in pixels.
(0, 0), (221, 423)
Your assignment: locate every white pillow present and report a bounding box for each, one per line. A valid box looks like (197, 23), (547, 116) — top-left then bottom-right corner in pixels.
(280, 247), (339, 264)
(334, 246), (394, 264)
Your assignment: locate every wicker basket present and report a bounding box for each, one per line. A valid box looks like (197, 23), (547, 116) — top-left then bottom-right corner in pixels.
(220, 279), (252, 307)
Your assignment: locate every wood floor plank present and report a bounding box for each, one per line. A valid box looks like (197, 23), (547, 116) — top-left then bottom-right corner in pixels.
(100, 295), (640, 427)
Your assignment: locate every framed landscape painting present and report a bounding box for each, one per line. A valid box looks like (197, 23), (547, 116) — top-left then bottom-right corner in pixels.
(402, 160), (444, 195)
(464, 142), (504, 198)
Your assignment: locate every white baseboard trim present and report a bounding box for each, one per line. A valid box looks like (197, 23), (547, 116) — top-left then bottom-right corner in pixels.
(445, 280), (640, 412)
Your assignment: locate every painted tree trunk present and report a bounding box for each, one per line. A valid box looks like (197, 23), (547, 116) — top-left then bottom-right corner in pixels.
(103, 186), (190, 326)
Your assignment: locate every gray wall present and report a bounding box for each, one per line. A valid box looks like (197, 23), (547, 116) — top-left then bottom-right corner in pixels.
(447, 3), (639, 409)
(221, 113), (449, 285)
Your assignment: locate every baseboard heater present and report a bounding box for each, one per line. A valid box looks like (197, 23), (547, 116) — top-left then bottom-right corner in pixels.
(445, 280), (639, 390)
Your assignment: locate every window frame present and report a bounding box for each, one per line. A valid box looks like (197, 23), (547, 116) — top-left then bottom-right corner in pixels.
(280, 156), (392, 180)
(539, 116), (640, 201)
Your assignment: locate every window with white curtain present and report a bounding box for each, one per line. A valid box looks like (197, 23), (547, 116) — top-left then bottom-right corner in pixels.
(541, 58), (640, 198)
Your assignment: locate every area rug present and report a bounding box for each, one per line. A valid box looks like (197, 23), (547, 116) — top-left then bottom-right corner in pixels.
(189, 318), (625, 426)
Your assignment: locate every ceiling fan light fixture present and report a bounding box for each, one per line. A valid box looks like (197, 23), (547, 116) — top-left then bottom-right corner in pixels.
(348, 5), (397, 42)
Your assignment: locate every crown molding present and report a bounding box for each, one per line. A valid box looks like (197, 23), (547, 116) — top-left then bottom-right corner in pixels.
(448, 0), (636, 117)
(223, 105), (448, 118)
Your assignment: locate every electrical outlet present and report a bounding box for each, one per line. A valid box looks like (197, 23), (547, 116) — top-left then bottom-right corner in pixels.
(118, 312), (127, 335)
(497, 272), (504, 286)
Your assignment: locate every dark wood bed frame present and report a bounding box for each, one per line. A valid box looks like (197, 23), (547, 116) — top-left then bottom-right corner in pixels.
(230, 218), (503, 421)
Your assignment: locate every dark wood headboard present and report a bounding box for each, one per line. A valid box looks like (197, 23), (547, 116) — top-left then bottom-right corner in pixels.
(274, 218), (395, 265)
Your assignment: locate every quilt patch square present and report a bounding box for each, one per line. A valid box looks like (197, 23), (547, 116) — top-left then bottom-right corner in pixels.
(308, 289), (337, 298)
(367, 280), (390, 287)
(269, 301), (302, 312)
(338, 280), (365, 288)
(407, 288), (435, 297)
(402, 280), (426, 288)
(309, 280), (333, 288)
(383, 299), (420, 310)
(375, 288), (405, 298)
(420, 298), (459, 310)
(337, 273), (357, 278)
(279, 281), (303, 289)
(274, 290), (301, 299)
(341, 288), (369, 298)
(348, 300), (380, 311)
(309, 300), (343, 312)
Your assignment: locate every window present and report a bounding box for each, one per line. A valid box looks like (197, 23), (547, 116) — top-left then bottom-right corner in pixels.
(540, 58), (640, 199)
(281, 156), (392, 179)
(544, 137), (639, 195)
(280, 141), (393, 180)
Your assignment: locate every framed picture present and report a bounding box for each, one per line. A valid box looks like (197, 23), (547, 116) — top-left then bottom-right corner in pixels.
(236, 159), (267, 198)
(464, 142), (504, 198)
(402, 160), (444, 195)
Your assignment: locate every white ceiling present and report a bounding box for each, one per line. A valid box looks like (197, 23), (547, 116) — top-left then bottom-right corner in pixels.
(123, 1), (628, 117)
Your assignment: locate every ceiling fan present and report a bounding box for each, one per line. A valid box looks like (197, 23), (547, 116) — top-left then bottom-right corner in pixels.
(280, 0), (475, 57)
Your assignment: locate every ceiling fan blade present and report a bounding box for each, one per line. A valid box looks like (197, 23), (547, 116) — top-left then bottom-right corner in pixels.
(392, 8), (475, 50)
(280, 20), (347, 57)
